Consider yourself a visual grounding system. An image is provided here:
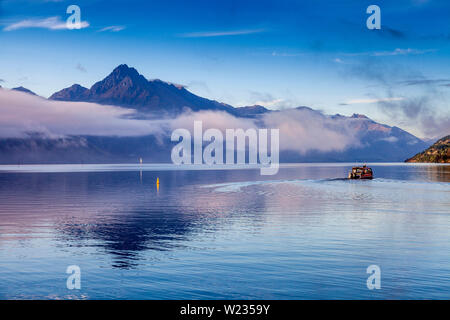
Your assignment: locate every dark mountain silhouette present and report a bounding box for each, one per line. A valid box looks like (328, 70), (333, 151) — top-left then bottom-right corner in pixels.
(12, 86), (37, 95)
(234, 105), (270, 117)
(50, 84), (89, 101)
(50, 64), (235, 115)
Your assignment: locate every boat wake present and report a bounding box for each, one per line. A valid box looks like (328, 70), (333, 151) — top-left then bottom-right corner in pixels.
(204, 176), (449, 193)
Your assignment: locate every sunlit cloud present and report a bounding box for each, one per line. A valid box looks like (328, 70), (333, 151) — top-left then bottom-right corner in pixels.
(0, 88), (362, 155)
(242, 91), (297, 110)
(0, 89), (160, 138)
(3, 16), (89, 31)
(171, 108), (361, 154)
(252, 99), (286, 108)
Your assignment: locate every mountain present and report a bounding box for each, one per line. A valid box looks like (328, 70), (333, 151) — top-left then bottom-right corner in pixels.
(406, 135), (450, 163)
(234, 105), (270, 118)
(12, 86), (37, 95)
(50, 64), (235, 116)
(0, 64), (431, 164)
(49, 84), (89, 101)
(0, 134), (168, 164)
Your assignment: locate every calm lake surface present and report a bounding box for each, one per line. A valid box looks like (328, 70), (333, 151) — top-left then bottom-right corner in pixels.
(0, 163), (449, 299)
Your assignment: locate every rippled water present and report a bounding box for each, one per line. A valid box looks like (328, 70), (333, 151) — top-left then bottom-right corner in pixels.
(0, 163), (449, 299)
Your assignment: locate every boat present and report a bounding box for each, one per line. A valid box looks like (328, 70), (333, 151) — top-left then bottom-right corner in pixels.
(348, 165), (373, 179)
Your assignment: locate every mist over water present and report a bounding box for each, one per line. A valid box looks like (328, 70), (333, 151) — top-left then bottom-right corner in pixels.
(0, 163), (449, 299)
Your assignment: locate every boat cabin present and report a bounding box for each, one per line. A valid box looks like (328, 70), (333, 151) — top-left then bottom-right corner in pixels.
(348, 165), (373, 179)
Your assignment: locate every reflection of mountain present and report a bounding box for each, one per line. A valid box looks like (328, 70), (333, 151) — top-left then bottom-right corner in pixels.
(1, 165), (448, 271)
(0, 64), (430, 163)
(0, 171), (211, 269)
(56, 208), (197, 269)
(0, 169), (267, 269)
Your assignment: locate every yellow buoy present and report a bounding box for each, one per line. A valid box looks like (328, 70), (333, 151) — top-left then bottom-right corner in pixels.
(156, 177), (160, 191)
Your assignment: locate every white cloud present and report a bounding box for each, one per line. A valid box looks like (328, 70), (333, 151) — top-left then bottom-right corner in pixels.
(0, 89), (362, 154)
(0, 89), (161, 138)
(261, 109), (360, 153)
(372, 48), (436, 56)
(242, 91), (297, 110)
(3, 16), (89, 31)
(253, 99), (285, 108)
(171, 111), (255, 133)
(171, 108), (360, 154)
(271, 51), (304, 57)
(342, 48), (436, 57)
(179, 28), (265, 38)
(381, 136), (399, 143)
(99, 25), (126, 32)
(343, 97), (405, 104)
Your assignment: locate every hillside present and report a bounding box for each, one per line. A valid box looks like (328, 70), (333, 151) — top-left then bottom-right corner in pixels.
(406, 135), (450, 163)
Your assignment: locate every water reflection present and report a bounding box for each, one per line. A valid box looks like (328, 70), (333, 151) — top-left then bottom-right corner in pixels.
(0, 164), (449, 299)
(0, 169), (270, 269)
(55, 208), (199, 269)
(423, 164), (450, 182)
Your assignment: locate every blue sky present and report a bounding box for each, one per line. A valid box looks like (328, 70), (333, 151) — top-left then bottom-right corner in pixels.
(1, 0), (449, 138)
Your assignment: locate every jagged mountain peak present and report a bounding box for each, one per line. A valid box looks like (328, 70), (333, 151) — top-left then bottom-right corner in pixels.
(351, 113), (370, 119)
(109, 64), (143, 81)
(91, 64), (148, 93)
(49, 64), (235, 114)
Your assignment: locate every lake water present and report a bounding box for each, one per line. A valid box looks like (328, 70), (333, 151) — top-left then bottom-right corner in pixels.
(0, 163), (449, 299)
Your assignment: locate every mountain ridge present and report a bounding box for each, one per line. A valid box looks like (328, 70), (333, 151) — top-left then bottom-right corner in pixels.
(0, 64), (431, 164)
(12, 86), (37, 96)
(406, 135), (450, 163)
(50, 64), (236, 115)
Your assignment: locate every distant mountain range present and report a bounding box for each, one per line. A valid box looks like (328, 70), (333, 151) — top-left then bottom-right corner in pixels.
(406, 135), (450, 163)
(49, 64), (274, 118)
(0, 64), (431, 164)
